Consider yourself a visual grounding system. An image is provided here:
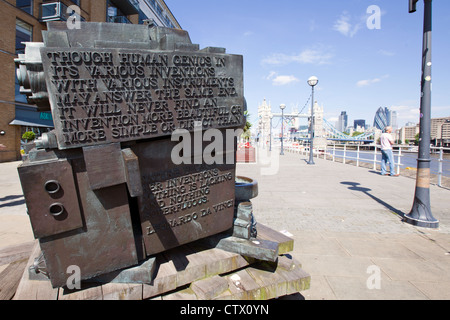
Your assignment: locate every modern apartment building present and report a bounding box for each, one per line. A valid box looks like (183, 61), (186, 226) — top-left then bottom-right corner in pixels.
(138, 0), (180, 28)
(431, 117), (450, 147)
(399, 123), (419, 144)
(398, 117), (450, 146)
(0, 0), (180, 162)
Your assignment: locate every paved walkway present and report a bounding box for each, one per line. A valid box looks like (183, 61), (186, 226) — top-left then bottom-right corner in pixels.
(1, 149), (449, 300)
(0, 161), (34, 250)
(236, 147), (450, 300)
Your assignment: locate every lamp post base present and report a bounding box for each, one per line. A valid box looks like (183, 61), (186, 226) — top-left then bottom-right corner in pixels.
(403, 195), (439, 229)
(403, 214), (439, 229)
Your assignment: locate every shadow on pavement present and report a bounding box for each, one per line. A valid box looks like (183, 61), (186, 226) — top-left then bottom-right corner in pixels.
(0, 195), (25, 208)
(340, 181), (406, 219)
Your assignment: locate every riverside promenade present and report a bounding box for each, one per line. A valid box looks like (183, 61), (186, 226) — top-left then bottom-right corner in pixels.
(236, 147), (450, 300)
(1, 149), (449, 300)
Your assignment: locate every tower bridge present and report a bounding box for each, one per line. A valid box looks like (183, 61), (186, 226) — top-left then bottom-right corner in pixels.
(257, 99), (377, 147)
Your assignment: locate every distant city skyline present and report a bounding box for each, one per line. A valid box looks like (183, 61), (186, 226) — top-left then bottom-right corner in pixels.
(354, 119), (366, 130)
(373, 107), (398, 131)
(166, 0), (450, 131)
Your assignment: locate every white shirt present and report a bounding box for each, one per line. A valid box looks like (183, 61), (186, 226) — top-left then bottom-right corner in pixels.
(380, 132), (394, 150)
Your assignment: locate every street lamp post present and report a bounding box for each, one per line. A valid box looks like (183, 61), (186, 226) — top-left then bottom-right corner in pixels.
(280, 104), (286, 155)
(269, 115), (273, 151)
(404, 0), (439, 228)
(307, 76), (319, 165)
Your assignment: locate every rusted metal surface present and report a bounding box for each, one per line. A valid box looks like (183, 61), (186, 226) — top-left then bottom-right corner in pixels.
(38, 156), (138, 288)
(18, 159), (83, 239)
(40, 47), (244, 150)
(132, 138), (236, 256)
(83, 143), (126, 190)
(15, 22), (246, 287)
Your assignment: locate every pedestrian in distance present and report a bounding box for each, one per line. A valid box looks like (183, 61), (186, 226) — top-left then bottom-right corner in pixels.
(380, 126), (399, 177)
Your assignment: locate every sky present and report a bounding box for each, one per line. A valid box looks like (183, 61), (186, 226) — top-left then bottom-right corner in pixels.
(165, 0), (450, 130)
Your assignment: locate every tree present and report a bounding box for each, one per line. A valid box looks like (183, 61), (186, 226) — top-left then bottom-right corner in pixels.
(414, 133), (420, 146)
(241, 111), (252, 141)
(22, 131), (35, 142)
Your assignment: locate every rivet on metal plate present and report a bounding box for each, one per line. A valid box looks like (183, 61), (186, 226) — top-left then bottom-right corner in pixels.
(44, 180), (60, 194)
(49, 203), (64, 216)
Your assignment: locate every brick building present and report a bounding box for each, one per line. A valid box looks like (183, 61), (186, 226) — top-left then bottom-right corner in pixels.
(0, 0), (180, 162)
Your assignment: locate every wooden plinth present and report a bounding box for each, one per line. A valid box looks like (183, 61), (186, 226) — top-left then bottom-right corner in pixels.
(8, 224), (310, 300)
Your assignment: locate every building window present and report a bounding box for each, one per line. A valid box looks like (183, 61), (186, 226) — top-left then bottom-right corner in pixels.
(16, 19), (33, 103)
(138, 9), (149, 24)
(15, 19), (32, 55)
(15, 19), (32, 54)
(42, 0), (80, 5)
(156, 3), (163, 16)
(16, 0), (33, 15)
(107, 1), (131, 24)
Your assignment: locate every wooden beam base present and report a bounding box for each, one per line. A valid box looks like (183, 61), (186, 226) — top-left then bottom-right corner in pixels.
(10, 224), (310, 300)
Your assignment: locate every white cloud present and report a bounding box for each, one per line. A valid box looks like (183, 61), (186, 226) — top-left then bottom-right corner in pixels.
(391, 105), (420, 125)
(356, 75), (389, 87)
(262, 46), (333, 66)
(391, 105), (420, 115)
(431, 105), (450, 114)
(379, 49), (395, 56)
(327, 117), (339, 123)
(356, 78), (381, 87)
(272, 75), (299, 86)
(333, 12), (361, 37)
(265, 71), (299, 86)
(296, 49), (333, 64)
(309, 19), (317, 32)
(243, 31), (253, 37)
(265, 71), (277, 80)
(391, 105), (450, 126)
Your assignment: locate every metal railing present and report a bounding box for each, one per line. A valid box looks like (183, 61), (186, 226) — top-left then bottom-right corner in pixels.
(282, 142), (450, 188)
(435, 146), (450, 187)
(325, 144), (402, 174)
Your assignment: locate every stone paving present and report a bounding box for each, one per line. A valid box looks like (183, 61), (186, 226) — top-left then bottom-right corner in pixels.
(1, 148), (449, 299)
(236, 147), (450, 300)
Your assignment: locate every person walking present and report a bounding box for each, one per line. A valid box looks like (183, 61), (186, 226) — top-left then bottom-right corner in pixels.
(380, 126), (399, 176)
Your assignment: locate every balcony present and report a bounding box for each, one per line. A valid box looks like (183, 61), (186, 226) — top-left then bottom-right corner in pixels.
(110, 0), (139, 16)
(108, 15), (131, 24)
(40, 2), (85, 22)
